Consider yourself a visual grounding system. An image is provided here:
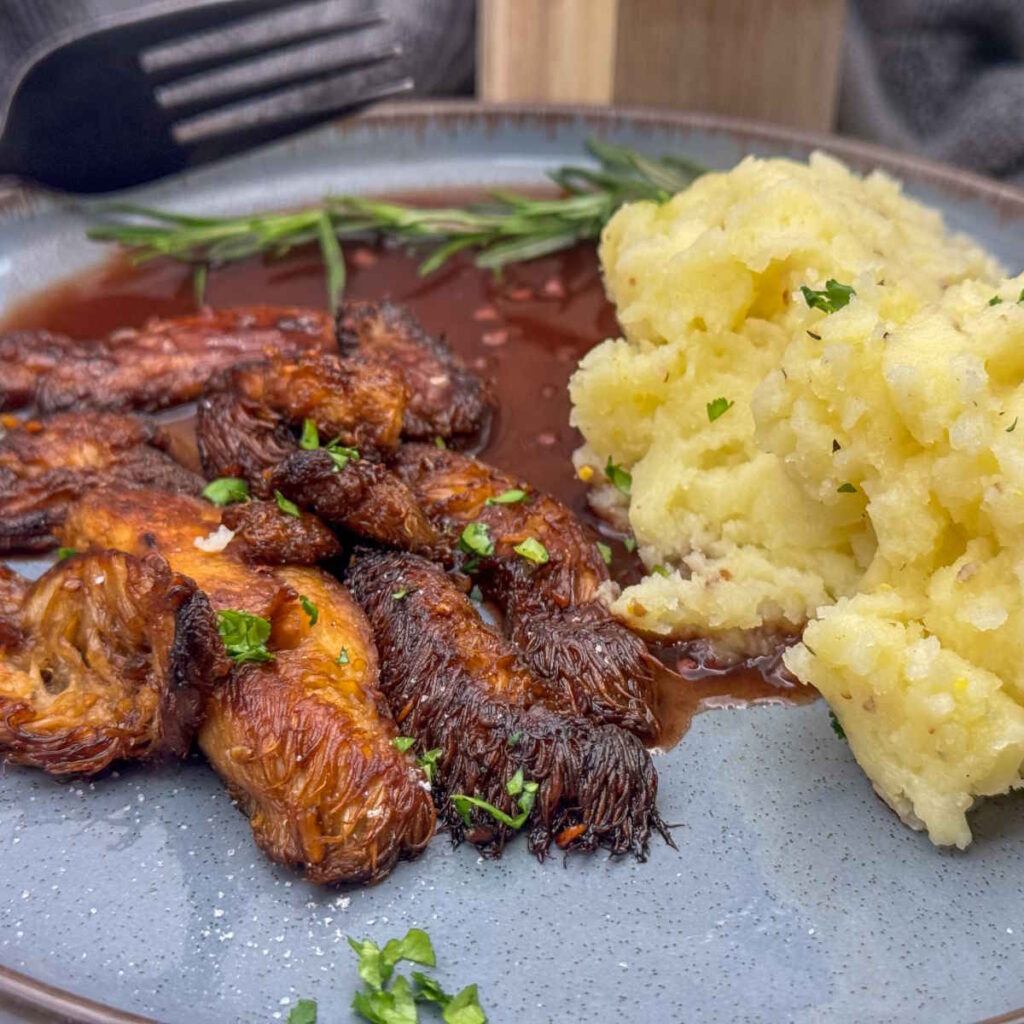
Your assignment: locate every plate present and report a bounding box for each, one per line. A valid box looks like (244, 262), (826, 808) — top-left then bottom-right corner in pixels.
(2, 101), (1024, 1024)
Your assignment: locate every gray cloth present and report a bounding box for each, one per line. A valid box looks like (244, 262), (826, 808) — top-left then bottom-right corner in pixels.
(839, 0), (1024, 186)
(0, 0), (1021, 186)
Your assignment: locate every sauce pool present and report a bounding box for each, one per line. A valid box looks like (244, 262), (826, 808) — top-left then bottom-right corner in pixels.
(1, 238), (817, 748)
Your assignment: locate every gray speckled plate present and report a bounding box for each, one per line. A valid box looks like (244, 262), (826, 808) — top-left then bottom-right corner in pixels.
(2, 101), (1024, 1024)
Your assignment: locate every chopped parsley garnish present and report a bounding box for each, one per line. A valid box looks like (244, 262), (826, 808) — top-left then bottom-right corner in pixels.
(837, 482), (857, 493)
(299, 418), (320, 450)
(391, 736), (416, 753)
(505, 767), (527, 796)
(56, 546), (78, 560)
(416, 747), (442, 784)
(295, 420), (360, 469)
(326, 441), (359, 471)
(392, 588), (409, 601)
(1008, 417), (1018, 434)
(651, 564), (670, 577)
(335, 647), (350, 665)
(287, 998), (317, 1024)
(596, 541), (612, 566)
(989, 295), (1003, 306)
(201, 477), (249, 506)
(829, 710), (846, 740)
(217, 609), (274, 664)
(347, 928), (486, 1024)
(801, 279), (855, 314)
(299, 595), (318, 626)
(513, 537), (549, 565)
(623, 535), (638, 554)
(506, 731), (522, 748)
(485, 488), (528, 506)
(434, 436), (447, 449)
(469, 584), (483, 603)
(604, 457), (632, 497)
(459, 522), (495, 557)
(452, 771), (539, 830)
(274, 489), (301, 518)
(706, 396), (734, 422)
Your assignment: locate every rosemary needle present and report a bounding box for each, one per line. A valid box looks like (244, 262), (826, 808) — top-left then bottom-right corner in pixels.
(86, 139), (706, 313)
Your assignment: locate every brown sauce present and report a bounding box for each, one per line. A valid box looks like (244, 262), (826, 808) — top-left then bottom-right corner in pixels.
(1, 237), (817, 747)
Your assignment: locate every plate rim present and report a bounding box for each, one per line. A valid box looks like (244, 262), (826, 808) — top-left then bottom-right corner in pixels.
(1, 98), (1022, 1024)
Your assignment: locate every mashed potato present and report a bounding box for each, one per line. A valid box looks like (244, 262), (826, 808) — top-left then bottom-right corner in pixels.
(570, 151), (1024, 845)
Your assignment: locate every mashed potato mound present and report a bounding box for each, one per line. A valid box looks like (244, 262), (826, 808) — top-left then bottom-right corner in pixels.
(570, 151), (1024, 845)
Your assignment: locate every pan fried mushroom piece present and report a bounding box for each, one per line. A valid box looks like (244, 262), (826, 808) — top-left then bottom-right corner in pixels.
(0, 330), (93, 411)
(393, 444), (660, 740)
(347, 548), (666, 860)
(59, 489), (436, 884)
(0, 563), (27, 618)
(196, 351), (407, 493)
(0, 411), (203, 554)
(220, 499), (342, 566)
(0, 550), (230, 775)
(268, 449), (445, 557)
(337, 300), (492, 444)
(200, 566), (435, 884)
(1, 306), (334, 413)
(0, 563), (28, 649)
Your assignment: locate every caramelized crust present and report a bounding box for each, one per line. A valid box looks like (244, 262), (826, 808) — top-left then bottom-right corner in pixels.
(393, 444), (659, 739)
(347, 548), (665, 859)
(0, 412), (203, 553)
(59, 488), (435, 884)
(268, 449), (444, 556)
(0, 331), (93, 411)
(2, 306), (334, 413)
(197, 352), (407, 493)
(221, 499), (342, 566)
(337, 301), (491, 444)
(0, 550), (229, 775)
(200, 567), (434, 884)
(0, 563), (27, 617)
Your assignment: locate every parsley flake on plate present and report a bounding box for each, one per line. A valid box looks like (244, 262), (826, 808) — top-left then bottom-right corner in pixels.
(299, 595), (318, 626)
(706, 396), (734, 422)
(801, 279), (855, 314)
(451, 771), (539, 831)
(596, 541), (612, 566)
(274, 489), (301, 517)
(513, 537), (549, 565)
(346, 927), (487, 1024)
(216, 609), (274, 664)
(287, 998), (317, 1024)
(299, 418), (320, 450)
(459, 521), (495, 557)
(603, 456), (632, 497)
(485, 488), (527, 506)
(416, 747), (442, 783)
(201, 477), (249, 506)
(391, 736), (416, 753)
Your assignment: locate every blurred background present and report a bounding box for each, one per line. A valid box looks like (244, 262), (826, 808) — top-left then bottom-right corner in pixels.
(0, 0), (1021, 185)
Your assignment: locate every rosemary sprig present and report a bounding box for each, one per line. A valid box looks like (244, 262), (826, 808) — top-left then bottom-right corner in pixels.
(86, 139), (706, 312)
